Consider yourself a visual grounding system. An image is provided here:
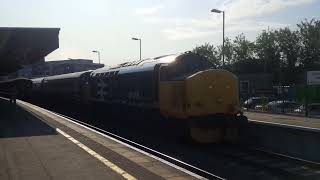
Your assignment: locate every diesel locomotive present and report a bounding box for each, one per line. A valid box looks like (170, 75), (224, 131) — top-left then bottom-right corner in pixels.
(88, 52), (247, 142)
(2, 52), (247, 143)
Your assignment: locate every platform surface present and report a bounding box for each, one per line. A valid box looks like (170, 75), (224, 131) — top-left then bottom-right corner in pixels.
(0, 99), (198, 180)
(245, 111), (320, 129)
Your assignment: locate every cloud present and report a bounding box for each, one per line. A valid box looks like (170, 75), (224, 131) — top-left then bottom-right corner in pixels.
(227, 20), (290, 32)
(225, 0), (316, 20)
(146, 0), (315, 40)
(135, 5), (164, 15)
(162, 20), (290, 40)
(163, 27), (216, 40)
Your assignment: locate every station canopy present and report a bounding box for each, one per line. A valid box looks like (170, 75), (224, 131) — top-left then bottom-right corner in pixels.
(0, 27), (60, 75)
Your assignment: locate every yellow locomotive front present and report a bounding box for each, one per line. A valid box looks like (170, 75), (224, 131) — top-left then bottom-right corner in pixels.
(159, 53), (247, 143)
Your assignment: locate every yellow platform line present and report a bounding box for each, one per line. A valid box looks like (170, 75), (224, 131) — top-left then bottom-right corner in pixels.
(56, 128), (137, 180)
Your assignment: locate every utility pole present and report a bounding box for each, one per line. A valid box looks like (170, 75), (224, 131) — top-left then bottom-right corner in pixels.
(132, 37), (142, 60)
(211, 9), (225, 67)
(92, 50), (101, 64)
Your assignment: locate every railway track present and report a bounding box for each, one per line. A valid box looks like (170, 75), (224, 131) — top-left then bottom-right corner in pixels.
(52, 111), (224, 180)
(33, 103), (320, 180)
(202, 145), (320, 180)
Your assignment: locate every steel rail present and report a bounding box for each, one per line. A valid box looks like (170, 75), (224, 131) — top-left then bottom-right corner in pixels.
(52, 111), (225, 180)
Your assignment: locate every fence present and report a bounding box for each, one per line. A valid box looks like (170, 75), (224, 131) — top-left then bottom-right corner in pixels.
(242, 85), (320, 117)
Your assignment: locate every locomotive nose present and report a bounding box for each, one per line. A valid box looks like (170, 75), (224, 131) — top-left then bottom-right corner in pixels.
(185, 69), (240, 117)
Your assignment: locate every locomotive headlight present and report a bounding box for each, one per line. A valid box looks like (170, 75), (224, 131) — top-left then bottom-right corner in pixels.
(209, 81), (216, 89)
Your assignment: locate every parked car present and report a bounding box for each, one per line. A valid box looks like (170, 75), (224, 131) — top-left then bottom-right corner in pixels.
(294, 103), (320, 117)
(254, 104), (265, 111)
(293, 105), (305, 114)
(243, 97), (270, 109)
(265, 100), (300, 113)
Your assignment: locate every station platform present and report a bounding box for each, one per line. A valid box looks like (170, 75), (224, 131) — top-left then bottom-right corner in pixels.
(0, 98), (200, 180)
(245, 111), (320, 129)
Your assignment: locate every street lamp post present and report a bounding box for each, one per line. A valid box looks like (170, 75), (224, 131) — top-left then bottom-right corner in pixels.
(92, 50), (101, 64)
(132, 37), (141, 60)
(211, 8), (225, 67)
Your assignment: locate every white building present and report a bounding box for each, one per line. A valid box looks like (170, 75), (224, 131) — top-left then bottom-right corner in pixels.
(5, 59), (104, 79)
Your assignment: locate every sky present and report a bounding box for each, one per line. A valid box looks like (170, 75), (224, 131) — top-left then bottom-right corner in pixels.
(1, 0), (320, 66)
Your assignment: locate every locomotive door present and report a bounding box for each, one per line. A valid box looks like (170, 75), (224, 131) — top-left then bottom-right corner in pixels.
(153, 64), (165, 102)
(158, 64), (187, 119)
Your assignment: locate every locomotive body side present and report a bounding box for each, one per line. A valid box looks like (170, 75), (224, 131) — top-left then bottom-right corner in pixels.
(89, 56), (176, 108)
(37, 71), (92, 103)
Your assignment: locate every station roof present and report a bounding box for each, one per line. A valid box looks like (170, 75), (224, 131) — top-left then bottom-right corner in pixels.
(0, 27), (60, 75)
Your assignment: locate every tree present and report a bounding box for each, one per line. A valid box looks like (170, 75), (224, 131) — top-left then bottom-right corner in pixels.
(231, 34), (256, 73)
(217, 37), (234, 66)
(297, 19), (320, 69)
(274, 27), (300, 84)
(191, 18), (320, 86)
(192, 43), (221, 68)
(233, 33), (255, 62)
(255, 30), (281, 84)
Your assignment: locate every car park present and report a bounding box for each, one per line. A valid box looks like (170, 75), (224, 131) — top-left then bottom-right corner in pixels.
(243, 97), (271, 110)
(294, 103), (320, 117)
(265, 100), (300, 113)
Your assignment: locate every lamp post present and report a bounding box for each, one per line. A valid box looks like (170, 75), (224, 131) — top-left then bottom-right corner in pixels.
(211, 8), (225, 67)
(132, 37), (141, 60)
(92, 50), (101, 64)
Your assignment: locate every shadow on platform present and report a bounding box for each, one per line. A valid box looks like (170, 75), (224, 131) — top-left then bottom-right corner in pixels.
(0, 98), (57, 138)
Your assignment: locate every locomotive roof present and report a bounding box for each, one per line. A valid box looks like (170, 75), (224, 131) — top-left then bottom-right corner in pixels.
(0, 78), (31, 84)
(41, 70), (92, 81)
(31, 77), (44, 83)
(91, 54), (180, 76)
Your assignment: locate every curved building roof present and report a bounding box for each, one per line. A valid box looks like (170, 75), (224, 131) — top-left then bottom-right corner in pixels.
(0, 27), (60, 75)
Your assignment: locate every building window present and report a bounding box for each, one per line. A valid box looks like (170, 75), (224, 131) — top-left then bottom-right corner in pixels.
(240, 80), (249, 94)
